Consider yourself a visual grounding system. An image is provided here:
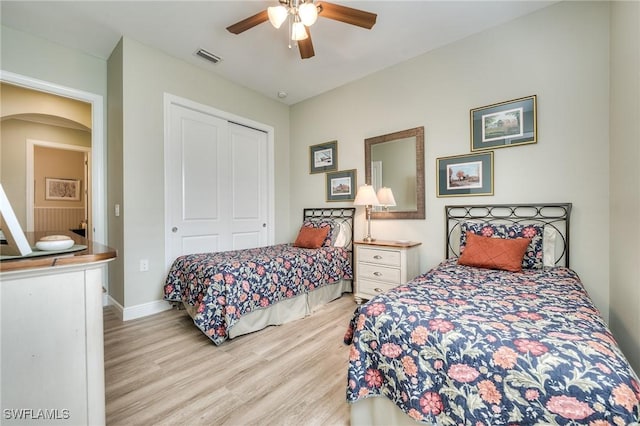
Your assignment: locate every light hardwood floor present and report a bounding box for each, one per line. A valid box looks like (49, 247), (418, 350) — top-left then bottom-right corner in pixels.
(104, 295), (358, 425)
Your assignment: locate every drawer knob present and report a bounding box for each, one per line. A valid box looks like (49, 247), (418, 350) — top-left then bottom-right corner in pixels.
(373, 272), (383, 277)
(374, 288), (384, 293)
(373, 255), (383, 259)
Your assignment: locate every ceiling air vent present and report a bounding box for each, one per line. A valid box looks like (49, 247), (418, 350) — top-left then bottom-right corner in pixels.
(195, 48), (222, 64)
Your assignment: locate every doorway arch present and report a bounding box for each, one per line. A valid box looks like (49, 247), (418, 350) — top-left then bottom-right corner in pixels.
(0, 70), (106, 244)
(26, 139), (91, 234)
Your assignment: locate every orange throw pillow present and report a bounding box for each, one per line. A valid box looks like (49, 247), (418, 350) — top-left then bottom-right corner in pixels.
(458, 232), (531, 272)
(293, 226), (330, 249)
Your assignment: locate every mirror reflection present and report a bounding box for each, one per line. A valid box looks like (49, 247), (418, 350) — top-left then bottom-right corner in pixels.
(365, 126), (425, 220)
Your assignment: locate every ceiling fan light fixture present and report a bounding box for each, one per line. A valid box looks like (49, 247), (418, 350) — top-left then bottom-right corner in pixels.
(298, 2), (318, 26)
(291, 21), (308, 41)
(268, 5), (288, 29)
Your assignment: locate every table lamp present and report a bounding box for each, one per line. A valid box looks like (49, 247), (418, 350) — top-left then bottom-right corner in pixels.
(353, 184), (380, 242)
(376, 187), (396, 211)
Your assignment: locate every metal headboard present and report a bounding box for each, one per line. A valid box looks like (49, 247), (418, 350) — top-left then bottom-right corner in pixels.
(303, 207), (356, 254)
(445, 203), (572, 267)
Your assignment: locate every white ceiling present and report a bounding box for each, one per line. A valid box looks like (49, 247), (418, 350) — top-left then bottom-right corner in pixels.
(1, 1), (556, 105)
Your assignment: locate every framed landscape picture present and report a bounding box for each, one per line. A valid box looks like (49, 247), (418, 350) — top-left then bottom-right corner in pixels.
(470, 95), (537, 151)
(309, 140), (338, 174)
(326, 169), (356, 202)
(436, 152), (494, 197)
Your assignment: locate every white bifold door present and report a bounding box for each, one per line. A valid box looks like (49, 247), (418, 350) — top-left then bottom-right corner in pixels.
(166, 102), (269, 262)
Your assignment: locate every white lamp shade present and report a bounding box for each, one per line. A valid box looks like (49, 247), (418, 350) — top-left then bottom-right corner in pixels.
(353, 184), (380, 206)
(376, 187), (396, 207)
(268, 5), (288, 29)
(298, 2), (318, 26)
(291, 21), (308, 40)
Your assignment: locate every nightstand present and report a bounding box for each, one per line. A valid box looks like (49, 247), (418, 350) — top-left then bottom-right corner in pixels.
(353, 240), (421, 304)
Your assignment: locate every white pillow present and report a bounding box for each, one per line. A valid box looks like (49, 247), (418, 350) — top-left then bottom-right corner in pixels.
(332, 222), (348, 247)
(543, 226), (557, 267)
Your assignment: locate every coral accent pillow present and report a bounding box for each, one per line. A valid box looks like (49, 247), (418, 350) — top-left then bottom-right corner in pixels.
(293, 226), (330, 249)
(458, 232), (531, 272)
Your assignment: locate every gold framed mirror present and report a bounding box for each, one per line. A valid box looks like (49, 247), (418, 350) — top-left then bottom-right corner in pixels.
(365, 126), (425, 220)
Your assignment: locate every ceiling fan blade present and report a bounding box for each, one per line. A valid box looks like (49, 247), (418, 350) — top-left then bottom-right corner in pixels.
(317, 1), (377, 29)
(226, 9), (269, 34)
(298, 28), (315, 59)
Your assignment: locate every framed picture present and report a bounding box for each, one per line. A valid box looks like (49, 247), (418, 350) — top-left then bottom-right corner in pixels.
(470, 95), (537, 151)
(45, 178), (81, 201)
(310, 140), (338, 174)
(326, 169), (356, 202)
(436, 152), (494, 197)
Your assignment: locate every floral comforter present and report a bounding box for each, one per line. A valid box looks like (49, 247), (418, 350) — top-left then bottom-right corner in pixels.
(344, 259), (640, 425)
(165, 243), (352, 345)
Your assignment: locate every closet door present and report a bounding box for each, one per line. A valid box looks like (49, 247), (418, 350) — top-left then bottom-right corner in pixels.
(166, 103), (268, 262)
(228, 122), (268, 250)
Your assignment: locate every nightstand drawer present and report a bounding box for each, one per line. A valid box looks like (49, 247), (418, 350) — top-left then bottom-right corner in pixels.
(358, 247), (401, 267)
(358, 278), (397, 299)
(358, 263), (401, 284)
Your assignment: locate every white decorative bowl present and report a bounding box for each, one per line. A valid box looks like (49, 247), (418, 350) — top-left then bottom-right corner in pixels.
(35, 235), (74, 251)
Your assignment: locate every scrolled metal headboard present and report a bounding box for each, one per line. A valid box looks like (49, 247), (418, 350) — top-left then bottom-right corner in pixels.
(445, 203), (572, 267)
(303, 207), (356, 254)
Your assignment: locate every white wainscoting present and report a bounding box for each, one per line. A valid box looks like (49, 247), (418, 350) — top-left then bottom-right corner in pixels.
(34, 206), (84, 232)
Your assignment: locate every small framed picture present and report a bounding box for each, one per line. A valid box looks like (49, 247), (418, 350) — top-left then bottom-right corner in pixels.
(326, 169), (356, 202)
(470, 95), (537, 151)
(45, 178), (81, 201)
(436, 152), (494, 197)
(310, 140), (338, 174)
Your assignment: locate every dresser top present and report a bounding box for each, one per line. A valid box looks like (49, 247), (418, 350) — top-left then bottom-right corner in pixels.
(354, 240), (421, 248)
(0, 231), (117, 273)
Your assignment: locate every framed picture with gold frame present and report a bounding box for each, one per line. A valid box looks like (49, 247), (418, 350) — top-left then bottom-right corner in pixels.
(471, 95), (537, 151)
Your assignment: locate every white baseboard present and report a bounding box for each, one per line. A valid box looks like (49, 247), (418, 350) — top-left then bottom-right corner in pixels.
(105, 296), (172, 322)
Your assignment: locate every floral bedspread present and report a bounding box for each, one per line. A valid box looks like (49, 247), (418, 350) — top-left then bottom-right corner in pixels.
(165, 244), (352, 345)
(344, 259), (640, 425)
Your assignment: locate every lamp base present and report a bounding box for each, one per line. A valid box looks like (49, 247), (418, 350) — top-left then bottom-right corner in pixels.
(363, 236), (375, 243)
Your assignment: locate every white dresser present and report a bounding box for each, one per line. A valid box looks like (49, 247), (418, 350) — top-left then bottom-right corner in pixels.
(1, 235), (116, 426)
(354, 240), (421, 303)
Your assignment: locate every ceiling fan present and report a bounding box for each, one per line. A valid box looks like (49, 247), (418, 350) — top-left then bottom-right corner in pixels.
(226, 0), (377, 59)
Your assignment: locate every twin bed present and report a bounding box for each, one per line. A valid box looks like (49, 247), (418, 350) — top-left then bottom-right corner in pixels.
(163, 207), (355, 345)
(345, 203), (640, 425)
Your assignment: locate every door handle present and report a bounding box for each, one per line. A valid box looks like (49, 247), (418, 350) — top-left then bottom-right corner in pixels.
(172, 227), (178, 233)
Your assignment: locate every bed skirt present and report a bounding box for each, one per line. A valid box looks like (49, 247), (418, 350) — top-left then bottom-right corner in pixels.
(183, 279), (352, 340)
(351, 397), (432, 426)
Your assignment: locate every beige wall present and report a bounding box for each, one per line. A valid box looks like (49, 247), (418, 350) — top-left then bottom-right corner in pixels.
(0, 119), (90, 227)
(107, 39), (125, 306)
(609, 0), (640, 373)
(290, 1), (611, 319)
(1, 23), (107, 243)
(1, 25), (107, 99)
(34, 146), (85, 208)
(1, 82), (91, 129)
(2, 2), (638, 369)
(110, 37), (290, 308)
